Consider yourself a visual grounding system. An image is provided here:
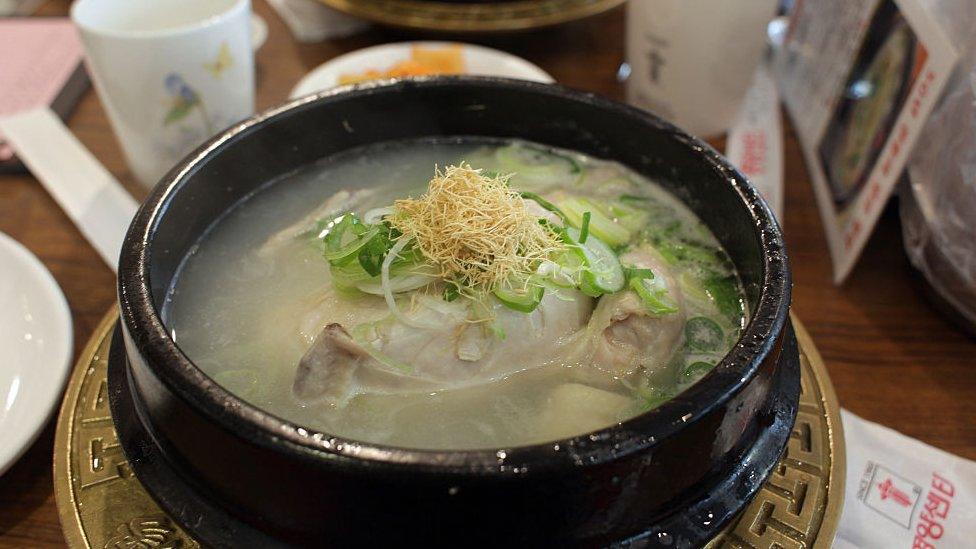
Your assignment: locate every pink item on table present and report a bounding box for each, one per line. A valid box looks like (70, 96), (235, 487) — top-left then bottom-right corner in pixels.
(0, 18), (87, 164)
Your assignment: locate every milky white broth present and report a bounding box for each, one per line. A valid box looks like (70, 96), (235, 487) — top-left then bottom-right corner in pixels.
(163, 138), (747, 450)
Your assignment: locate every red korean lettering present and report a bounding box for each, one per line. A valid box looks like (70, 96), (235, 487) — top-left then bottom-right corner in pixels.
(739, 133), (766, 175)
(917, 511), (945, 540)
(911, 70), (936, 117)
(932, 473), (955, 497)
(862, 182), (882, 214)
(924, 490), (952, 520)
(881, 157), (893, 177)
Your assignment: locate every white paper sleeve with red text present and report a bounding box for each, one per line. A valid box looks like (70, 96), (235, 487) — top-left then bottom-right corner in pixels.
(726, 63), (784, 222)
(835, 410), (976, 548)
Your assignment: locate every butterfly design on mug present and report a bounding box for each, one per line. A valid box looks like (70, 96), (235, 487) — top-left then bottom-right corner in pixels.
(204, 42), (234, 79)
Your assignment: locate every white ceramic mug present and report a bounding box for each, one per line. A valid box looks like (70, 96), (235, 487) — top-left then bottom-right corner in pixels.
(71, 0), (254, 188)
(624, 0), (777, 138)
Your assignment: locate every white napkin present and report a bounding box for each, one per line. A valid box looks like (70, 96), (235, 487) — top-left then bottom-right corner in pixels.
(835, 410), (976, 548)
(266, 0), (369, 42)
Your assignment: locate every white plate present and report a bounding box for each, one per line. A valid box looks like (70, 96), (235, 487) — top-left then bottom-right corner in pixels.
(0, 231), (72, 477)
(290, 41), (554, 99)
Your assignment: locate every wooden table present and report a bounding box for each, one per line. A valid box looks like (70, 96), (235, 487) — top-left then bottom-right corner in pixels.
(2, 2), (974, 546)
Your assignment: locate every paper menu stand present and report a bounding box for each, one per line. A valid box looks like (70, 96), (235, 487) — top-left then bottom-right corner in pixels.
(774, 0), (957, 283)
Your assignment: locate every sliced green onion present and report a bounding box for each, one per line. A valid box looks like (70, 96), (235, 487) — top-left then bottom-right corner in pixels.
(558, 197), (631, 247)
(682, 361), (714, 382)
(685, 317), (723, 352)
(323, 214), (380, 265)
(566, 228), (625, 296)
(606, 200), (650, 232)
(493, 281), (545, 313)
(628, 273), (678, 315)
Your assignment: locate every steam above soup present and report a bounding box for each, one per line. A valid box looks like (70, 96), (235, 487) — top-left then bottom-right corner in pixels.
(164, 139), (747, 450)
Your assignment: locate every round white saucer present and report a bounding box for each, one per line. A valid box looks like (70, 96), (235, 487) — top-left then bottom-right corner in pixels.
(290, 41), (554, 99)
(0, 231), (73, 477)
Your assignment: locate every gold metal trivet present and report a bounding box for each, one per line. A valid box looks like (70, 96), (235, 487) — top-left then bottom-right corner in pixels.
(54, 310), (842, 548)
(707, 317), (846, 549)
(318, 0), (625, 33)
(53, 308), (199, 549)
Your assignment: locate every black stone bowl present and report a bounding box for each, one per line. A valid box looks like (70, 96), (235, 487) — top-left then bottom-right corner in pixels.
(112, 77), (796, 547)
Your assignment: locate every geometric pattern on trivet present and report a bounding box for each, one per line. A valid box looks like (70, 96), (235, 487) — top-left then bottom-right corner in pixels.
(708, 316), (846, 548)
(54, 309), (843, 548)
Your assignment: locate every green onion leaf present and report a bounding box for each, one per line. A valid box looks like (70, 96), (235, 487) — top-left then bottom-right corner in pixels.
(521, 191), (570, 225)
(629, 276), (678, 315)
(623, 266), (655, 281)
(704, 274), (743, 321)
(357, 229), (394, 276)
(579, 211), (591, 244)
(323, 214), (381, 266)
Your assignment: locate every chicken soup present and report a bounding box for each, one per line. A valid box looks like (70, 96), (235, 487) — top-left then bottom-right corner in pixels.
(163, 139), (748, 450)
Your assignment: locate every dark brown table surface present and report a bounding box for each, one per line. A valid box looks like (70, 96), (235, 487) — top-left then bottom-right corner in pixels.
(2, 1), (974, 546)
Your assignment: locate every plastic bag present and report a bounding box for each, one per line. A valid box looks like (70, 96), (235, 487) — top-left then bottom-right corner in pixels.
(901, 0), (976, 333)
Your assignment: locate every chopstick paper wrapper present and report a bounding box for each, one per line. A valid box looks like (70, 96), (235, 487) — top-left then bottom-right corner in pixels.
(0, 106), (137, 271)
(726, 64), (783, 222)
(835, 411), (976, 548)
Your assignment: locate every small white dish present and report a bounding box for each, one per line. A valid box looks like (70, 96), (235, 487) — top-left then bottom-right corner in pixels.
(290, 41), (554, 99)
(0, 232), (73, 477)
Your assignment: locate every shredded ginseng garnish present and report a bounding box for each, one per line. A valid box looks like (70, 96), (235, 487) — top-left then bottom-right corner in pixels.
(389, 164), (563, 293)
